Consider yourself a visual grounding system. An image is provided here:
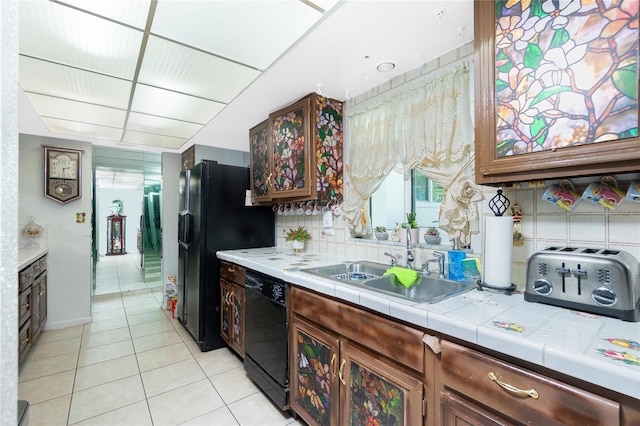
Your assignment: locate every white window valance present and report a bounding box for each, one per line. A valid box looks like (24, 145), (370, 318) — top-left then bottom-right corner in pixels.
(343, 61), (482, 246)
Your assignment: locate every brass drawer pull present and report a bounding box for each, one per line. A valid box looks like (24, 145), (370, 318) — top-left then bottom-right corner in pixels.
(338, 359), (346, 385)
(488, 372), (539, 399)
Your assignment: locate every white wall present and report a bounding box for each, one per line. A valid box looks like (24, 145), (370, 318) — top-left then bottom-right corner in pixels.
(161, 152), (181, 305)
(96, 187), (143, 256)
(19, 134), (93, 329)
(1, 1), (19, 422)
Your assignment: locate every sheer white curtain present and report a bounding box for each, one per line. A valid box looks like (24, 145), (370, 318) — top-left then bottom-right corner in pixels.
(343, 62), (481, 245)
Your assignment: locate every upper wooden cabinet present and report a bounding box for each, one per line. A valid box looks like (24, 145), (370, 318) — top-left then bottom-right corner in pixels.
(249, 93), (344, 203)
(474, 0), (640, 185)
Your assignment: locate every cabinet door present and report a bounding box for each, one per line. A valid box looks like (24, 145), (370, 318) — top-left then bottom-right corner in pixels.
(290, 315), (340, 426)
(231, 282), (245, 357)
(440, 391), (513, 426)
(249, 120), (272, 203)
(340, 341), (424, 426)
(474, 0), (640, 185)
(220, 279), (232, 346)
(269, 97), (313, 199)
(31, 278), (42, 340)
(39, 272), (47, 326)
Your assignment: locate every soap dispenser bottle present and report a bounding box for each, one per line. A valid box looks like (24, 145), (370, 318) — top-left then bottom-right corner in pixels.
(447, 238), (466, 281)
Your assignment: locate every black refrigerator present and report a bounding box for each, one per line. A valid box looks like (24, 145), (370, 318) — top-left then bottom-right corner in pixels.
(177, 160), (275, 351)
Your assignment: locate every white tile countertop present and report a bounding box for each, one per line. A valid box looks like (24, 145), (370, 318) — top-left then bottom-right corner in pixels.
(18, 246), (49, 270)
(217, 248), (640, 400)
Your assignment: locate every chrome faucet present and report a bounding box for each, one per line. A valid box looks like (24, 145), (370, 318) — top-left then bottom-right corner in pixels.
(384, 252), (398, 267)
(406, 227), (415, 269)
(422, 251), (445, 278)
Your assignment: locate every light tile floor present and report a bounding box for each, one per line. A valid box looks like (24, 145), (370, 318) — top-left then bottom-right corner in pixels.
(94, 253), (161, 297)
(19, 289), (302, 426)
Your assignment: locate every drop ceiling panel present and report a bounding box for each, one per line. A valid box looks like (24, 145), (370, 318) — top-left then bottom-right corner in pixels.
(122, 130), (187, 150)
(127, 112), (202, 139)
(42, 117), (124, 141)
(151, 0), (323, 70)
(57, 0), (151, 30)
(20, 56), (133, 109)
(25, 93), (126, 128)
(20, 1), (143, 80)
(139, 36), (260, 104)
(131, 84), (225, 124)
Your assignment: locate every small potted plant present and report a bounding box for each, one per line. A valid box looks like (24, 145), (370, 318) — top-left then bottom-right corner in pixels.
(424, 221), (441, 245)
(374, 226), (388, 240)
(401, 211), (419, 243)
(285, 226), (311, 253)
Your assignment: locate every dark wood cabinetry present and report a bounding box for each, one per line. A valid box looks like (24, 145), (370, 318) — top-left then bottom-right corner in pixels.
(290, 287), (425, 426)
(18, 254), (47, 361)
(473, 0), (640, 185)
(439, 340), (621, 426)
(249, 93), (344, 204)
(219, 261), (245, 357)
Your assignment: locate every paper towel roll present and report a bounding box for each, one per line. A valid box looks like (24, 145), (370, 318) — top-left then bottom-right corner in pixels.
(483, 216), (513, 288)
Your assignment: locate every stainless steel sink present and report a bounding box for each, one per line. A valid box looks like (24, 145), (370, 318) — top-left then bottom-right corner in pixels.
(301, 260), (389, 282)
(301, 260), (476, 303)
(363, 274), (476, 304)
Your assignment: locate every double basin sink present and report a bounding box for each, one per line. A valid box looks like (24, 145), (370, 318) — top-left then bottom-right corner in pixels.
(301, 260), (476, 304)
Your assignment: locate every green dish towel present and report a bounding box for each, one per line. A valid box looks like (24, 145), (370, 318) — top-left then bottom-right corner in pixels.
(384, 266), (419, 288)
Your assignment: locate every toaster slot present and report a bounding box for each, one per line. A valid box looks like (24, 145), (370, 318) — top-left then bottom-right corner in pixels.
(571, 264), (587, 296)
(555, 262), (570, 293)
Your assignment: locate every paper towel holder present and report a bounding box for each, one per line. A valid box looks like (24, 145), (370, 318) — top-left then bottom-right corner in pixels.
(476, 280), (517, 295)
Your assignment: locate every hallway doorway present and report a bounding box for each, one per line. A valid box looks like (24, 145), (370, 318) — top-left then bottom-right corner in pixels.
(92, 148), (163, 298)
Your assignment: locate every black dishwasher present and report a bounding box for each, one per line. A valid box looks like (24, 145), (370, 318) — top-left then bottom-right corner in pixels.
(244, 270), (289, 409)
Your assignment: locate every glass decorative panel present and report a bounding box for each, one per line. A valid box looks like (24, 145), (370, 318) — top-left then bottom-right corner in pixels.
(295, 329), (332, 426)
(272, 106), (307, 192)
(315, 96), (344, 202)
(250, 122), (270, 199)
(349, 360), (405, 426)
(232, 292), (242, 346)
(495, 0), (638, 157)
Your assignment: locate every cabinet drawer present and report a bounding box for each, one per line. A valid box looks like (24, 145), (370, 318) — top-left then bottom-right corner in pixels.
(19, 286), (32, 327)
(19, 265), (34, 292)
(440, 340), (620, 426)
(291, 287), (424, 373)
(32, 255), (47, 278)
(220, 261), (245, 285)
(19, 319), (31, 360)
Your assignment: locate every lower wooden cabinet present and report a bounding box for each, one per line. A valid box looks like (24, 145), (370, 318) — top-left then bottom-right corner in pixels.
(18, 254), (47, 362)
(220, 278), (245, 357)
(220, 261), (246, 357)
(439, 340), (621, 426)
(290, 288), (426, 426)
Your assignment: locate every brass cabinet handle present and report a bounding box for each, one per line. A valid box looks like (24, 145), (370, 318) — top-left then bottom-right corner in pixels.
(24, 273), (32, 278)
(338, 359), (346, 385)
(227, 266), (235, 273)
(33, 265), (40, 270)
(21, 303), (29, 310)
(267, 172), (273, 188)
(330, 353), (336, 376)
(488, 372), (539, 399)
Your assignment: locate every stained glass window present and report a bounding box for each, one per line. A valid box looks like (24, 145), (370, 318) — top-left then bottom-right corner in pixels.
(495, 0), (638, 157)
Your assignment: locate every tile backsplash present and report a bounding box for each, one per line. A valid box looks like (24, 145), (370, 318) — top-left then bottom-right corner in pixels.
(276, 179), (640, 290)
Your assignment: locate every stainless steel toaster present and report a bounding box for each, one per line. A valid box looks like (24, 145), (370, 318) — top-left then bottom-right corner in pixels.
(525, 247), (640, 322)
